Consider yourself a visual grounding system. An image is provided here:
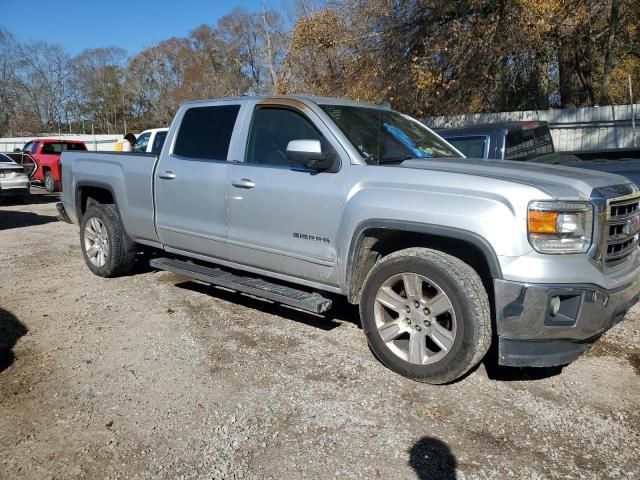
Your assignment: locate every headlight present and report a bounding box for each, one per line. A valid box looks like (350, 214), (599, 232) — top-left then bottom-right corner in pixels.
(528, 201), (593, 254)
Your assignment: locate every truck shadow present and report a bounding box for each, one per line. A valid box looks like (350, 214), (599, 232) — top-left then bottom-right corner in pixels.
(0, 308), (28, 373)
(481, 344), (564, 381)
(173, 280), (360, 331)
(25, 191), (61, 204)
(482, 363), (564, 381)
(0, 190), (60, 206)
(0, 210), (59, 231)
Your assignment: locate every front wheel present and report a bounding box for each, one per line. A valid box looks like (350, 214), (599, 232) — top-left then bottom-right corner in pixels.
(80, 205), (136, 277)
(359, 247), (491, 384)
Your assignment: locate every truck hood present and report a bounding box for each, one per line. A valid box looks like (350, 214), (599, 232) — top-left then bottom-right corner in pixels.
(399, 157), (632, 200)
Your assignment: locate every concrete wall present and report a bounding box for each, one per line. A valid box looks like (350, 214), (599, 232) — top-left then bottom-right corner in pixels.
(0, 134), (122, 153)
(423, 104), (640, 152)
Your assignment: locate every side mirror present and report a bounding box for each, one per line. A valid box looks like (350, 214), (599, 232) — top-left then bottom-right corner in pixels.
(286, 139), (338, 172)
(13, 148), (21, 152)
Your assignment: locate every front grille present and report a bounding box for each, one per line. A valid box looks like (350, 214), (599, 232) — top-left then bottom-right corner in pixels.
(603, 195), (640, 267)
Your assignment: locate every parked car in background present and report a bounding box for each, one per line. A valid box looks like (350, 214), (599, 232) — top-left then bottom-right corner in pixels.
(133, 128), (168, 154)
(0, 153), (30, 202)
(436, 122), (640, 185)
(5, 152), (37, 179)
(18, 139), (88, 192)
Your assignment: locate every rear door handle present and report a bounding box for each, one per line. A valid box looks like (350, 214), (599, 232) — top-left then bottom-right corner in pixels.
(231, 178), (256, 189)
(158, 171), (176, 180)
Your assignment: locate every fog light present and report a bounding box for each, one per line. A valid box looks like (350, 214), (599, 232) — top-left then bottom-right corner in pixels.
(550, 296), (561, 316)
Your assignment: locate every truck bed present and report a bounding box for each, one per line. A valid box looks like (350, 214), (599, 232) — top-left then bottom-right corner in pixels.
(60, 151), (160, 245)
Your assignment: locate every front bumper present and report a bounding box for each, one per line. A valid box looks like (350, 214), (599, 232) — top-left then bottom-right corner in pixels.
(495, 277), (640, 367)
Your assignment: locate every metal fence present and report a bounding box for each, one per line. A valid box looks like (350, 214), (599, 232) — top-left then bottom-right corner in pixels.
(0, 134), (122, 153)
(423, 103), (639, 152)
(3, 104), (639, 153)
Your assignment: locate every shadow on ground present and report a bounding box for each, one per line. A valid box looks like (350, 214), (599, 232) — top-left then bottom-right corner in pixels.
(0, 189), (59, 206)
(482, 343), (564, 381)
(173, 280), (360, 331)
(0, 308), (28, 373)
(24, 191), (60, 204)
(409, 436), (457, 480)
(152, 266), (565, 383)
(0, 210), (59, 231)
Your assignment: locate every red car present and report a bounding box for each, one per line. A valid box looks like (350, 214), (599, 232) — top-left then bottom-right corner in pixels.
(19, 139), (87, 192)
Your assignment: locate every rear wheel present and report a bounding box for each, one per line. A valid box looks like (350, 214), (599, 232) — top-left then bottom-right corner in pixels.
(80, 205), (136, 277)
(359, 247), (491, 384)
(44, 171), (57, 192)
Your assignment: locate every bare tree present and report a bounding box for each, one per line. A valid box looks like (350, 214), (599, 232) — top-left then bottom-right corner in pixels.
(69, 47), (127, 133)
(15, 41), (72, 131)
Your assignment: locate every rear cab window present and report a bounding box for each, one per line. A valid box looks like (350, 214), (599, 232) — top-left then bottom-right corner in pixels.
(41, 142), (88, 154)
(174, 105), (241, 160)
(505, 126), (554, 160)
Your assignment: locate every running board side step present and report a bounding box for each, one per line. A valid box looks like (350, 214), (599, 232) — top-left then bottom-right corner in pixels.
(150, 257), (333, 314)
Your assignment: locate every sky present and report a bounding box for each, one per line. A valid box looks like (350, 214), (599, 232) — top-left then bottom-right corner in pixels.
(0, 0), (281, 56)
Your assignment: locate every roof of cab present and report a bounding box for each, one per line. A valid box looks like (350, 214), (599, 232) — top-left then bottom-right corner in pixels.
(180, 95), (392, 110)
(30, 138), (87, 143)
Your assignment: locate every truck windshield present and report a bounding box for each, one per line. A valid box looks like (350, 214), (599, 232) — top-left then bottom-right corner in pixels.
(321, 105), (460, 164)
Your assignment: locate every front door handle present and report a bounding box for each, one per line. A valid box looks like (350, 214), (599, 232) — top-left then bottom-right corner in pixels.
(158, 171), (176, 180)
(231, 178), (256, 189)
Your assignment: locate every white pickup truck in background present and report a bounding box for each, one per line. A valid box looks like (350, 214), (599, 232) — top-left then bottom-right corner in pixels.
(133, 128), (168, 154)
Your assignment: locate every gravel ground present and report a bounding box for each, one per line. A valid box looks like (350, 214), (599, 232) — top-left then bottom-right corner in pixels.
(1, 190), (639, 480)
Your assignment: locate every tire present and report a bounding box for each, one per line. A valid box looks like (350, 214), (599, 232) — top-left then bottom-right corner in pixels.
(80, 204), (137, 277)
(44, 171), (57, 192)
(359, 247), (491, 384)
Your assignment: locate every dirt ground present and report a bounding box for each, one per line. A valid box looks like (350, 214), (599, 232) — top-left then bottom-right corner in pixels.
(1, 189), (639, 480)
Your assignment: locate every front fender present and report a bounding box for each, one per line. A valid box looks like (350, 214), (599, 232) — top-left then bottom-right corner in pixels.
(335, 179), (547, 292)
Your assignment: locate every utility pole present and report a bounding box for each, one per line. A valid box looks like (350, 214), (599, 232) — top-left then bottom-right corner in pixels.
(630, 75), (637, 148)
(123, 90), (127, 134)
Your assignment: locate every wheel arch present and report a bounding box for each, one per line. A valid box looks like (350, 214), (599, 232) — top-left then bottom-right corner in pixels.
(75, 181), (118, 221)
(344, 220), (502, 305)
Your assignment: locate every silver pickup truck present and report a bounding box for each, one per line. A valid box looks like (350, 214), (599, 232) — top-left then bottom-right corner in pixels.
(58, 96), (640, 384)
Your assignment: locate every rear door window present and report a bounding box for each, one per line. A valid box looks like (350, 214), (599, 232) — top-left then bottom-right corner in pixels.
(174, 105), (241, 160)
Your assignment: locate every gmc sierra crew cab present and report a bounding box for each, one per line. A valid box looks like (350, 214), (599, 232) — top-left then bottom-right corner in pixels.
(57, 96), (640, 384)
